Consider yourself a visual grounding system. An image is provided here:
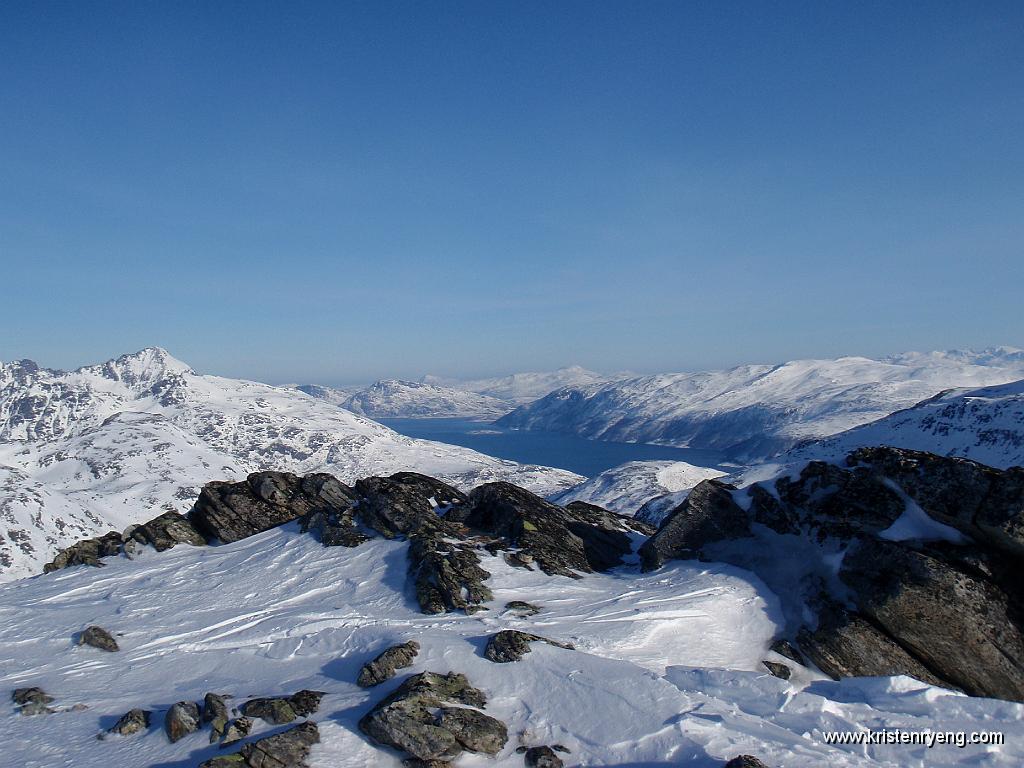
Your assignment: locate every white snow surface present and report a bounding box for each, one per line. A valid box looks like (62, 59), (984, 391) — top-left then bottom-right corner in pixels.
(422, 366), (612, 405)
(0, 348), (581, 581)
(554, 460), (728, 516)
(792, 378), (1024, 469)
(1, 525), (1020, 767)
(342, 379), (512, 420)
(497, 347), (1024, 460)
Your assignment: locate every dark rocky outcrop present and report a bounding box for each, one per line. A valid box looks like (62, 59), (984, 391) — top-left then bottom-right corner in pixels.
(359, 672), (507, 762)
(504, 600), (541, 616)
(724, 757), (770, 768)
(188, 472), (357, 543)
(639, 480), (752, 570)
(221, 716), (252, 746)
(107, 708), (150, 736)
(409, 530), (493, 614)
(78, 625), (119, 652)
(165, 700), (201, 742)
(761, 661), (790, 680)
(125, 510), (206, 552)
(201, 721), (320, 768)
(355, 473), (467, 538)
(484, 630), (575, 663)
(12, 687), (54, 716)
(44, 531), (123, 572)
(300, 506), (369, 548)
(769, 638), (804, 666)
(358, 641), (420, 687)
(451, 483), (637, 577)
(240, 689), (324, 725)
(203, 692), (230, 743)
(524, 745), (564, 767)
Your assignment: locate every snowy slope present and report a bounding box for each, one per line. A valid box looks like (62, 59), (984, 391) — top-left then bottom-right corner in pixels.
(342, 380), (512, 420)
(792, 378), (1024, 469)
(0, 349), (581, 581)
(2, 523), (1019, 767)
(422, 366), (610, 405)
(554, 460), (728, 516)
(289, 384), (356, 407)
(498, 347), (1024, 460)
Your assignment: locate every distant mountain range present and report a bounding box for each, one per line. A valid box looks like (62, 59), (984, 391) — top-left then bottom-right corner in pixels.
(497, 347), (1024, 461)
(422, 365), (611, 405)
(0, 348), (582, 581)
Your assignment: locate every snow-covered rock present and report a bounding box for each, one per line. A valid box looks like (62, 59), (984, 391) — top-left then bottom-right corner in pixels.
(342, 379), (512, 419)
(792, 378), (1024, 469)
(498, 347), (1024, 461)
(423, 365), (611, 405)
(554, 460), (727, 516)
(0, 348), (582, 581)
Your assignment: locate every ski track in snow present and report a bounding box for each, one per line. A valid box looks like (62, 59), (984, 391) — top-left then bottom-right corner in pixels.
(1, 526), (1021, 767)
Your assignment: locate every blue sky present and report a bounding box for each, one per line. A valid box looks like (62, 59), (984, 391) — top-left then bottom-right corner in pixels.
(1, 1), (1021, 384)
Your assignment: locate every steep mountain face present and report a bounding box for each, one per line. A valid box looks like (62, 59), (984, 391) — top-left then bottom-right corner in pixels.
(793, 379), (1024, 469)
(4, 463), (1021, 767)
(422, 365), (610, 405)
(497, 348), (1024, 461)
(0, 348), (581, 581)
(342, 380), (512, 420)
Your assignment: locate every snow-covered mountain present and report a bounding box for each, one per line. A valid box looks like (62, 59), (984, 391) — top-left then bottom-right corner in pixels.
(791, 378), (1024, 469)
(498, 347), (1024, 461)
(423, 365), (610, 405)
(342, 380), (512, 420)
(554, 460), (727, 516)
(290, 383), (356, 407)
(0, 348), (582, 581)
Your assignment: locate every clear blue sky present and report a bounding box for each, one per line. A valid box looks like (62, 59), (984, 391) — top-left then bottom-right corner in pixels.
(1, 1), (1021, 384)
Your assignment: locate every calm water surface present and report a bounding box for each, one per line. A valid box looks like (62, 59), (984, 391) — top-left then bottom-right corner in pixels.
(378, 418), (730, 477)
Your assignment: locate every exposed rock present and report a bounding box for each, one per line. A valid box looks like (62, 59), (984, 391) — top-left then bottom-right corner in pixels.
(300, 506), (369, 548)
(452, 482), (635, 576)
(769, 638), (805, 666)
(127, 510), (207, 551)
(221, 716), (252, 746)
(524, 745), (564, 768)
(359, 671), (505, 762)
(484, 630), (574, 663)
(44, 530), (123, 572)
(504, 600), (541, 616)
(762, 661), (791, 680)
(563, 500), (656, 536)
(724, 757), (770, 768)
(12, 687), (54, 716)
(840, 536), (1024, 700)
(639, 480), (751, 570)
(78, 625), (119, 652)
(797, 598), (949, 687)
(358, 641), (420, 687)
(203, 692), (230, 742)
(240, 690), (324, 725)
(409, 530), (492, 614)
(201, 721), (320, 768)
(108, 708), (150, 736)
(188, 472), (357, 543)
(289, 689), (325, 717)
(165, 700), (201, 743)
(402, 760), (452, 768)
(355, 472), (467, 538)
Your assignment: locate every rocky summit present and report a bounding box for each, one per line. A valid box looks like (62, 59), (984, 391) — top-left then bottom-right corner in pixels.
(3, 448), (1024, 766)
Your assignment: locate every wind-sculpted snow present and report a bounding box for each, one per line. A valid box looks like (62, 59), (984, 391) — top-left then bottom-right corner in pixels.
(792, 379), (1024, 469)
(1, 525), (1020, 766)
(0, 348), (581, 580)
(342, 379), (512, 419)
(498, 347), (1024, 460)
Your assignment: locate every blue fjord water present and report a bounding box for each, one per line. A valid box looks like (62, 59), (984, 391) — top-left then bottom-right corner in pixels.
(377, 417), (730, 478)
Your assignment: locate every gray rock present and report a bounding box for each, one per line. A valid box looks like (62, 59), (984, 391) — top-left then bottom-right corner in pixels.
(188, 472), (357, 543)
(201, 720), (320, 767)
(128, 510), (207, 551)
(504, 601), (541, 616)
(358, 641), (420, 687)
(484, 630), (574, 663)
(409, 530), (493, 614)
(78, 625), (119, 652)
(240, 689), (324, 725)
(762, 661), (791, 680)
(165, 700), (201, 743)
(437, 706), (508, 754)
(769, 638), (804, 666)
(725, 757), (770, 768)
(203, 692), (230, 742)
(359, 671), (504, 762)
(840, 536), (1024, 700)
(44, 531), (123, 572)
(355, 473), (467, 538)
(639, 480), (751, 570)
(108, 708), (150, 736)
(220, 716), (252, 746)
(524, 745), (564, 767)
(12, 687), (54, 716)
